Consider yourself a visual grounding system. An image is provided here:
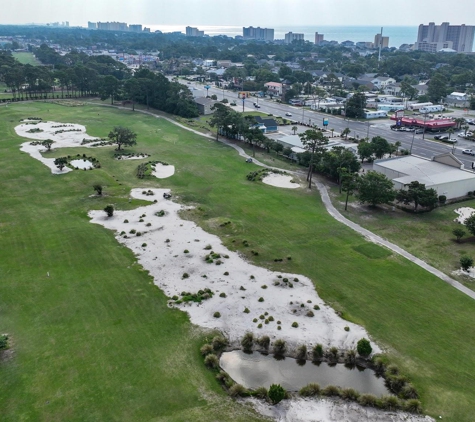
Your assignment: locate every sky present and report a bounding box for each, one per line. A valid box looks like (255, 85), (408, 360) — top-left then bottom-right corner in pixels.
(1, 0), (475, 28)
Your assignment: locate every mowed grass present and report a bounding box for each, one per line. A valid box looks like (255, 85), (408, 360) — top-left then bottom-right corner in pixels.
(12, 52), (42, 66)
(0, 103), (474, 421)
(329, 186), (475, 289)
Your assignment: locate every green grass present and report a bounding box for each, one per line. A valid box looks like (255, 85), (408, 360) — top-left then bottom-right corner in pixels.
(1, 102), (475, 421)
(329, 186), (475, 289)
(12, 52), (42, 66)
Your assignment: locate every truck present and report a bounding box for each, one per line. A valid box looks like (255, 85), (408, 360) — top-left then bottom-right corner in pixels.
(419, 105), (445, 114)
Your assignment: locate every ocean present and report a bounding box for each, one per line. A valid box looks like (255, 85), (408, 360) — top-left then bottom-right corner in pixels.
(144, 25), (418, 48)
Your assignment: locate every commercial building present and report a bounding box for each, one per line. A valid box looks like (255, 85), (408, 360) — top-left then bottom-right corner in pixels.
(194, 97), (218, 115)
(374, 154), (475, 200)
(242, 27), (274, 41)
(129, 25), (143, 33)
(88, 22), (97, 30)
(374, 33), (389, 48)
(186, 26), (204, 37)
(284, 32), (304, 44)
(264, 82), (283, 96)
(414, 40), (454, 53)
(97, 22), (128, 31)
(315, 32), (324, 45)
(416, 22), (475, 53)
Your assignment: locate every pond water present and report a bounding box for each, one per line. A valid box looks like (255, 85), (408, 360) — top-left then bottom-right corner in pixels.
(70, 159), (93, 170)
(220, 350), (389, 396)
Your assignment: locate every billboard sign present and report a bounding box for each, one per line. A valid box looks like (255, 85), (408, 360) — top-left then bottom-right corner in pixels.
(323, 118), (329, 127)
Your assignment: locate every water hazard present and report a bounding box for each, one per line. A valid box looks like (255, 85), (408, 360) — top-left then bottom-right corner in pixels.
(220, 350), (389, 396)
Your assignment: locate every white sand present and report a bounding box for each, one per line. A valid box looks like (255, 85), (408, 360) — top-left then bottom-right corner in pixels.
(454, 207), (475, 224)
(263, 173), (299, 189)
(70, 159), (93, 170)
(248, 397), (435, 422)
(15, 121), (105, 174)
(152, 163), (175, 179)
(89, 188), (380, 353)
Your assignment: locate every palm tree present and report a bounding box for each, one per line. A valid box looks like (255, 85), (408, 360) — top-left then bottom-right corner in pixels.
(292, 126), (298, 135)
(463, 125), (470, 136)
(299, 129), (329, 189)
(330, 128), (335, 138)
(341, 127), (351, 140)
(454, 118), (465, 130)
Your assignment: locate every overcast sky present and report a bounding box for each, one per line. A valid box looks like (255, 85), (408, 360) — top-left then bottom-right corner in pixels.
(2, 0), (474, 28)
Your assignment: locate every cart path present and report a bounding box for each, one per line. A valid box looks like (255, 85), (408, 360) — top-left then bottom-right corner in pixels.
(87, 101), (475, 301)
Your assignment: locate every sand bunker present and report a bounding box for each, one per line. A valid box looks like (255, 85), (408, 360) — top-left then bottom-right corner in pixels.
(454, 207), (475, 224)
(263, 173), (299, 189)
(70, 159), (93, 170)
(89, 188), (379, 353)
(15, 120), (105, 174)
(116, 154), (150, 160)
(152, 163), (175, 179)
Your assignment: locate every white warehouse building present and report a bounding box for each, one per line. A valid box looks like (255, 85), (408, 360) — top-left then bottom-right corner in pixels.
(373, 153), (475, 200)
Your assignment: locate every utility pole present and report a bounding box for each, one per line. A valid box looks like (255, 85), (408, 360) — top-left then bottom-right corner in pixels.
(378, 27), (383, 66)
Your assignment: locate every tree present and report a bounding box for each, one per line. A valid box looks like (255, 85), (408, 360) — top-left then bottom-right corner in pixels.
(209, 103), (232, 141)
(0, 334), (8, 350)
(464, 213), (475, 236)
(460, 256), (473, 272)
(341, 127), (351, 140)
(370, 136), (391, 159)
(299, 129), (328, 189)
(104, 204), (114, 217)
(453, 227), (466, 243)
(41, 139), (54, 151)
(356, 338), (372, 357)
(357, 141), (373, 163)
(341, 171), (359, 211)
(357, 171), (396, 207)
(427, 73), (448, 103)
(108, 126), (137, 151)
(291, 125), (298, 135)
(99, 75), (121, 105)
(268, 384), (286, 404)
(462, 125), (470, 136)
(396, 181), (438, 211)
(54, 157), (68, 171)
(345, 92), (366, 119)
(93, 184), (103, 196)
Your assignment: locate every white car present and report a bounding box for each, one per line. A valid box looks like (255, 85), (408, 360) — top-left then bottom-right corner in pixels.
(462, 149), (475, 156)
(285, 112), (292, 117)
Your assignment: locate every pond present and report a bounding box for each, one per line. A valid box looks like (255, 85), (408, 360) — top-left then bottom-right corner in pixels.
(220, 350), (389, 396)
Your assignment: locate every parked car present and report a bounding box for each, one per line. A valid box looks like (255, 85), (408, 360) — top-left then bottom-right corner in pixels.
(439, 135), (449, 140)
(415, 129), (424, 134)
(462, 149), (475, 156)
(285, 112), (292, 117)
(434, 134), (442, 140)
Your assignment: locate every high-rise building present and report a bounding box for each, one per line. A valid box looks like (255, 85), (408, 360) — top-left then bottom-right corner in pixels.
(97, 22), (128, 31)
(284, 32), (304, 44)
(186, 26), (204, 37)
(315, 32), (324, 45)
(129, 24), (143, 33)
(416, 22), (475, 52)
(88, 22), (97, 30)
(242, 26), (274, 41)
(374, 33), (389, 48)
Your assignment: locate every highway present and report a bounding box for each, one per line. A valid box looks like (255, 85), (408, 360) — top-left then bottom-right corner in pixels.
(187, 81), (475, 170)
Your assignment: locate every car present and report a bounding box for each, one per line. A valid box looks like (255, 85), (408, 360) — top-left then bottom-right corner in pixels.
(415, 129), (424, 134)
(458, 132), (466, 137)
(462, 149), (475, 156)
(230, 102), (237, 106)
(434, 134), (442, 140)
(439, 135), (449, 140)
(285, 112), (292, 117)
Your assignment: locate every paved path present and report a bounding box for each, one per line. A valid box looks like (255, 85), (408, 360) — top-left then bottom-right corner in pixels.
(87, 101), (475, 301)
(315, 181), (475, 300)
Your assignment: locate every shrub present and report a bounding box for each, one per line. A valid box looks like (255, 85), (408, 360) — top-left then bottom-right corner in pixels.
(210, 336), (227, 351)
(299, 383), (320, 397)
(256, 335), (270, 350)
(258, 297), (264, 302)
(243, 307), (250, 313)
(373, 356), (386, 373)
(296, 344), (307, 361)
(253, 386), (268, 399)
(213, 312), (221, 318)
(204, 244), (212, 250)
(219, 292), (226, 298)
(341, 387), (359, 401)
(182, 273), (189, 279)
(184, 249), (189, 254)
(139, 219), (144, 222)
(344, 349), (356, 365)
(200, 344), (214, 356)
(257, 323), (262, 328)
(223, 271), (229, 276)
(129, 229), (136, 234)
(460, 255), (473, 271)
(273, 339), (287, 357)
(291, 322), (299, 328)
(268, 384), (286, 404)
(438, 195), (447, 204)
(104, 204), (114, 217)
(241, 332), (254, 352)
(386, 364), (399, 375)
(404, 399), (422, 413)
(386, 374), (408, 394)
(328, 346), (339, 361)
(321, 385), (341, 397)
(312, 344), (324, 361)
(357, 338), (372, 357)
(379, 395), (401, 411)
(229, 383), (247, 397)
(261, 285), (267, 289)
(253, 318), (258, 323)
(277, 326), (282, 330)
(141, 243), (147, 247)
(306, 311), (314, 317)
(0, 334), (8, 350)
(204, 354), (219, 369)
(358, 393), (378, 407)
(268, 316), (274, 322)
(313, 305), (320, 310)
(123, 219), (129, 223)
(146, 223), (152, 227)
(250, 275), (255, 279)
(400, 383), (419, 399)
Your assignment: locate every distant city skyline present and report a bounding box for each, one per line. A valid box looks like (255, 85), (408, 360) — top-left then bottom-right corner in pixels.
(2, 0), (475, 27)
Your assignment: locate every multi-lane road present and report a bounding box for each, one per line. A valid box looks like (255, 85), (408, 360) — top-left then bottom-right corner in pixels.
(186, 81), (475, 169)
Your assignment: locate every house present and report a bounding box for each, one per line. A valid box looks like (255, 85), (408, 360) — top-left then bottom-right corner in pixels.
(364, 110), (387, 119)
(412, 84), (429, 97)
(383, 83), (402, 96)
(254, 116), (278, 133)
(373, 153), (475, 200)
(447, 92), (469, 104)
(194, 97), (218, 115)
(264, 82), (283, 96)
